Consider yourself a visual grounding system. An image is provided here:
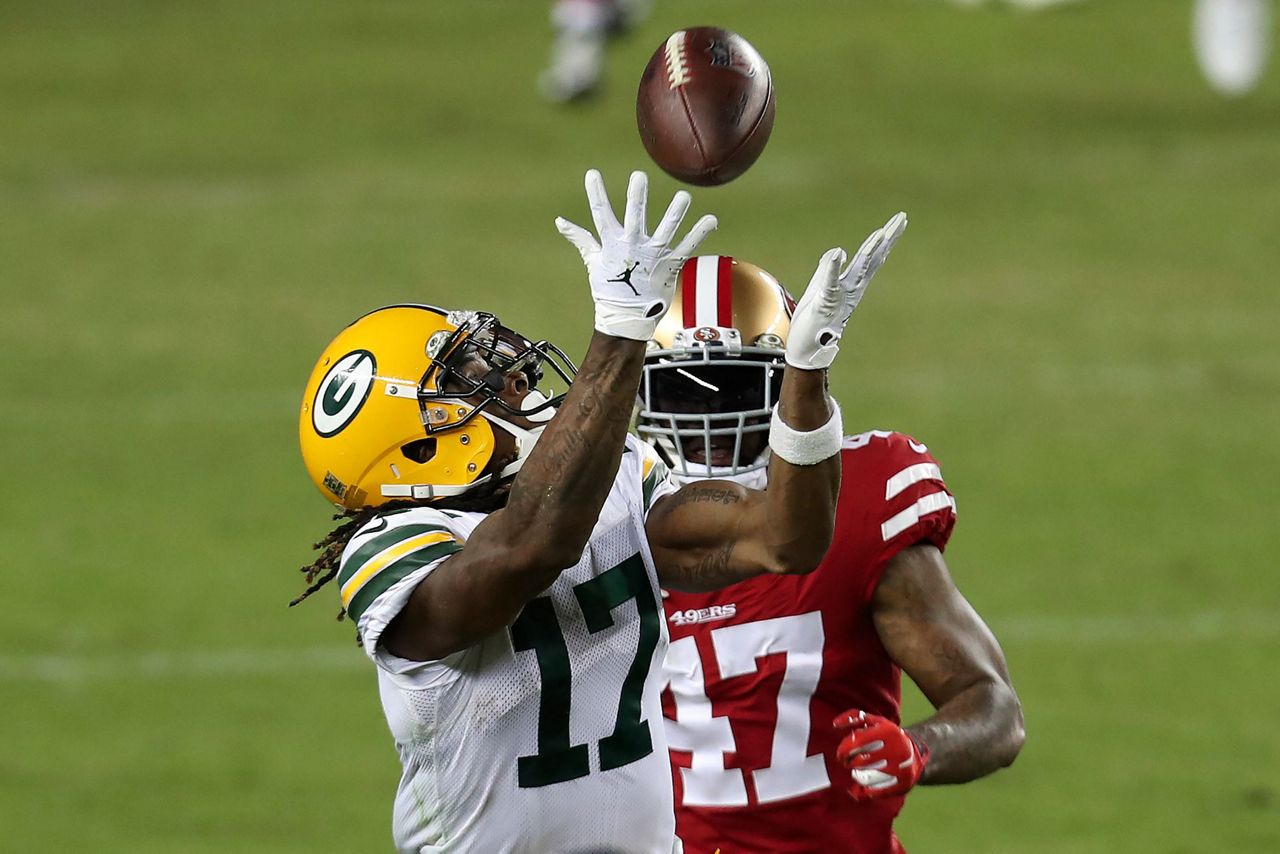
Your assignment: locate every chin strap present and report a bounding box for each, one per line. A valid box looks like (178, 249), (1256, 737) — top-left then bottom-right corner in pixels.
(380, 479), (492, 500)
(379, 391), (557, 501)
(483, 389), (556, 479)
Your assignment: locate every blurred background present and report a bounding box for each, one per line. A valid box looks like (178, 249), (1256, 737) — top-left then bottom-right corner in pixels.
(2, 0), (1278, 851)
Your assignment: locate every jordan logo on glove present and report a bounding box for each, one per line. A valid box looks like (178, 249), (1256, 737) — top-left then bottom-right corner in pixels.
(607, 261), (642, 295)
(556, 169), (718, 341)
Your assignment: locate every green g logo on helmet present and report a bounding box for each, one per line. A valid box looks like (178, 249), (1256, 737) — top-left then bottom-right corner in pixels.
(312, 350), (377, 438)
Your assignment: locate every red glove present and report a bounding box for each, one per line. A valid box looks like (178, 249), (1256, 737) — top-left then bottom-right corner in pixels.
(833, 710), (930, 801)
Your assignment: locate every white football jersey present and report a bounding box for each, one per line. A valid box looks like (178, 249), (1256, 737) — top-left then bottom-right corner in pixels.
(338, 436), (681, 854)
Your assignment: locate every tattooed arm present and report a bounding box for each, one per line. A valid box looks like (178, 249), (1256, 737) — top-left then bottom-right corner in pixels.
(645, 367), (840, 592)
(382, 333), (645, 661)
(382, 170), (715, 661)
(646, 216), (913, 591)
(874, 544), (1025, 783)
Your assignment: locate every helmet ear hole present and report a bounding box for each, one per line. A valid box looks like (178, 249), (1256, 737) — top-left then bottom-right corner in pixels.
(401, 438), (437, 464)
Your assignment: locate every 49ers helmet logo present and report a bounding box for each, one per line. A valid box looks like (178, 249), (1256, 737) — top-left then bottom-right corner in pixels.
(313, 350), (377, 438)
(693, 326), (722, 342)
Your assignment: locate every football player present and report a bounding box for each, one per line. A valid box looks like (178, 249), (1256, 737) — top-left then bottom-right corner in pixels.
(645, 246), (1026, 853)
(539, 0), (650, 103)
(293, 169), (886, 853)
(1193, 0), (1272, 96)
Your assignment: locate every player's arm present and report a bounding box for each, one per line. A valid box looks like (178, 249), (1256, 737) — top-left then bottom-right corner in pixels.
(382, 170), (715, 661)
(648, 214), (908, 591)
(646, 366), (838, 589)
(834, 544), (1025, 798)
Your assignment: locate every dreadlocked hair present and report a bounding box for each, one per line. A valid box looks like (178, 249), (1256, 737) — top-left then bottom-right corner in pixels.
(289, 500), (410, 619)
(290, 487), (512, 619)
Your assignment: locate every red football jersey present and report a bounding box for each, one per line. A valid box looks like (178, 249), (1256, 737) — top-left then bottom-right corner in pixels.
(660, 431), (957, 854)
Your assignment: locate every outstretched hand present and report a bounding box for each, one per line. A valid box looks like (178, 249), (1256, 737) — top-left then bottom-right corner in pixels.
(557, 169), (718, 341)
(786, 212), (907, 370)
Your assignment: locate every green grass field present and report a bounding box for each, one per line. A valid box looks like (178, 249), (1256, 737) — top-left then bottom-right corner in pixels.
(3, 0), (1278, 850)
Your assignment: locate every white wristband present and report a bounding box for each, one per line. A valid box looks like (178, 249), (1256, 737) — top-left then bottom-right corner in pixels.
(769, 400), (843, 466)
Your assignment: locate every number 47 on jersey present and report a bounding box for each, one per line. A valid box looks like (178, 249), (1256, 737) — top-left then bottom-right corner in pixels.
(665, 611), (830, 806)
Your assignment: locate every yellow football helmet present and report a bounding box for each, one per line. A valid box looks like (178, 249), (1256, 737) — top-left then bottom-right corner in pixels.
(299, 305), (575, 509)
(639, 256), (794, 482)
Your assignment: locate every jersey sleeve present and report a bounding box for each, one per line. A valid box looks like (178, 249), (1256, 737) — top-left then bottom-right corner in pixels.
(636, 437), (679, 518)
(337, 507), (465, 665)
(836, 431), (958, 604)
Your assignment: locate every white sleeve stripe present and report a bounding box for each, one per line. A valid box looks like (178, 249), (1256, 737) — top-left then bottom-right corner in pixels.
(884, 462), (943, 500)
(880, 491), (956, 542)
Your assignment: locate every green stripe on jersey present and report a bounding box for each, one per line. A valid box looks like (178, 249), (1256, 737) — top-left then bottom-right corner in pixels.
(346, 540), (463, 624)
(338, 522), (452, 588)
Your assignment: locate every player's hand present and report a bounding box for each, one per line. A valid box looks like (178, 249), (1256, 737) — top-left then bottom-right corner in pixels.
(786, 212), (907, 370)
(556, 169), (718, 341)
(833, 709), (930, 801)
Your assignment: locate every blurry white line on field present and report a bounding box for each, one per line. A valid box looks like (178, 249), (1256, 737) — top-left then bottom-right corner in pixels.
(1, 611), (1276, 684)
(0, 646), (363, 684)
(994, 611), (1280, 644)
(0, 389), (298, 427)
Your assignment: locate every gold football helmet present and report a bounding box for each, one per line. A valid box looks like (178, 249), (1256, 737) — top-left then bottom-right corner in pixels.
(299, 305), (575, 509)
(638, 256), (794, 483)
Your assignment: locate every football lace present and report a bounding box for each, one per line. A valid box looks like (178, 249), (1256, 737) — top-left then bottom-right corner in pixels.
(665, 30), (691, 89)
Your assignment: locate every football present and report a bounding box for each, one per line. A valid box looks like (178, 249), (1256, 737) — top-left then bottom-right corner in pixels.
(636, 27), (775, 186)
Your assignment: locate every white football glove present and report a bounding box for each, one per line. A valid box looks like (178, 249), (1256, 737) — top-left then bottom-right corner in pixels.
(786, 212), (908, 370)
(557, 169), (718, 341)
